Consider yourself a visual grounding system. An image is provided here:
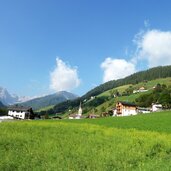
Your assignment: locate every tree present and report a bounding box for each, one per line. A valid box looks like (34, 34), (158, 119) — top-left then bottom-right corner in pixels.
(100, 106), (105, 113)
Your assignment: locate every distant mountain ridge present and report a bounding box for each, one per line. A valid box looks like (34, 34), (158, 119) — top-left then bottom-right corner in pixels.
(19, 91), (78, 110)
(0, 87), (34, 105)
(0, 101), (5, 108)
(0, 87), (18, 105)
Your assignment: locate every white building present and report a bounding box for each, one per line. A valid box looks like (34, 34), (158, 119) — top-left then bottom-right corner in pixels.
(152, 103), (162, 112)
(114, 101), (137, 116)
(113, 108), (117, 116)
(133, 87), (148, 94)
(8, 106), (35, 119)
(69, 102), (84, 119)
(138, 107), (151, 114)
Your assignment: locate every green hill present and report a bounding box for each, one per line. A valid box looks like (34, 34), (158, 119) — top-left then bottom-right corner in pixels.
(20, 91), (78, 110)
(1, 111), (171, 170)
(46, 65), (171, 116)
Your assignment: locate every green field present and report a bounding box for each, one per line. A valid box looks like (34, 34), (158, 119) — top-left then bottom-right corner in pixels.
(1, 111), (171, 170)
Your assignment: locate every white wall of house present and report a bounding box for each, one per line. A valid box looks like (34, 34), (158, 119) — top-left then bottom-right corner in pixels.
(133, 90), (148, 93)
(69, 115), (81, 119)
(139, 110), (151, 114)
(121, 107), (137, 116)
(69, 116), (74, 119)
(8, 110), (26, 119)
(113, 109), (117, 116)
(152, 104), (162, 112)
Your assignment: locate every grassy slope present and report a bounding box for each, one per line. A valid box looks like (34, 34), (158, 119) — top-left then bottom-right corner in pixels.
(63, 111), (171, 133)
(1, 111), (171, 170)
(36, 105), (54, 112)
(98, 77), (171, 98)
(84, 77), (171, 114)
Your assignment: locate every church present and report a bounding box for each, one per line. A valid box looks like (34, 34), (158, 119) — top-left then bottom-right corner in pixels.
(69, 102), (84, 119)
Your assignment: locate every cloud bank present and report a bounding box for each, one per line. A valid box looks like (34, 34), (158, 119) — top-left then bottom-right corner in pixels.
(50, 58), (80, 92)
(101, 29), (171, 83)
(136, 29), (171, 67)
(101, 58), (136, 82)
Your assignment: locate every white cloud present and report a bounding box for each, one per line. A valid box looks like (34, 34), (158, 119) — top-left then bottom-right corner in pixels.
(101, 28), (171, 83)
(50, 58), (81, 92)
(101, 58), (136, 82)
(136, 29), (171, 67)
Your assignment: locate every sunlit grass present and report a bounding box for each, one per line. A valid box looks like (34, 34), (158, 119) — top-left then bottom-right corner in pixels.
(0, 111), (171, 170)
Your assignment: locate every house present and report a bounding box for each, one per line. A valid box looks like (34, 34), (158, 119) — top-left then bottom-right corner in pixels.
(152, 103), (162, 112)
(101, 112), (110, 117)
(52, 116), (62, 120)
(115, 101), (137, 116)
(69, 102), (84, 119)
(87, 114), (100, 119)
(8, 105), (35, 119)
(113, 108), (117, 116)
(133, 87), (148, 93)
(138, 107), (151, 114)
(90, 96), (96, 100)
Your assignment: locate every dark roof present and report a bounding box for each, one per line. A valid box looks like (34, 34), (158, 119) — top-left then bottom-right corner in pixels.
(118, 101), (137, 107)
(87, 114), (100, 118)
(52, 116), (62, 119)
(8, 105), (33, 112)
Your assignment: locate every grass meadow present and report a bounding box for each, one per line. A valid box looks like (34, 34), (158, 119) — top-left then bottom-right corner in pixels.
(0, 111), (171, 170)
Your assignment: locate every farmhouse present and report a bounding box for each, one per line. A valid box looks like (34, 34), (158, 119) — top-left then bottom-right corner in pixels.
(8, 105), (35, 119)
(114, 101), (137, 116)
(133, 86), (148, 93)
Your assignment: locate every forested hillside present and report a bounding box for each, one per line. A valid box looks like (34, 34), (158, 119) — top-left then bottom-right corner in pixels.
(20, 91), (78, 110)
(0, 101), (5, 108)
(135, 83), (171, 108)
(43, 65), (171, 115)
(0, 101), (7, 116)
(82, 65), (171, 99)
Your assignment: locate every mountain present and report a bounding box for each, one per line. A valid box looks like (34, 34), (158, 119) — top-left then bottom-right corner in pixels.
(0, 87), (19, 105)
(49, 65), (171, 115)
(20, 91), (78, 110)
(0, 87), (33, 105)
(0, 101), (5, 108)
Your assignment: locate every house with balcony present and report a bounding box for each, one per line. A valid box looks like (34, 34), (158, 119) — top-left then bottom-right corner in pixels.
(114, 101), (137, 116)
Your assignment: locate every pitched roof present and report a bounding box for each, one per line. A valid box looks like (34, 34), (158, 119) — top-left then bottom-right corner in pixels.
(8, 105), (33, 112)
(118, 101), (137, 107)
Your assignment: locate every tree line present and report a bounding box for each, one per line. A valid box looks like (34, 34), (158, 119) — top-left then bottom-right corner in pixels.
(135, 84), (171, 108)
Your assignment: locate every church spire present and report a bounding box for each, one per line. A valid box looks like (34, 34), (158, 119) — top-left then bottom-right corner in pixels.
(78, 102), (82, 116)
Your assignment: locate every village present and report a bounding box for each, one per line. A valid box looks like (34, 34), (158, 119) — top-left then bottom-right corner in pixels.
(0, 102), (163, 122)
(0, 85), (164, 121)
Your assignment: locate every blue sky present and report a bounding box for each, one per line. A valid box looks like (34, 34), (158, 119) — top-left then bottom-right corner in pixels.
(0, 0), (171, 97)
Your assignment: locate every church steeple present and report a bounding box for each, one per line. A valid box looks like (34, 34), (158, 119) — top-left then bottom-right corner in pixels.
(78, 102), (82, 116)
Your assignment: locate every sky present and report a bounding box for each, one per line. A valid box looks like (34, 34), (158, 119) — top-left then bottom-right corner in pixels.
(0, 0), (171, 97)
